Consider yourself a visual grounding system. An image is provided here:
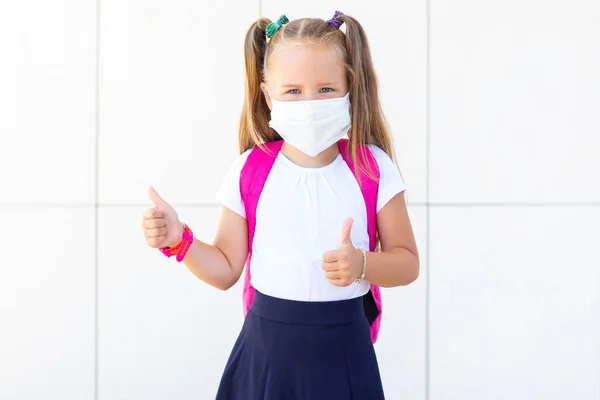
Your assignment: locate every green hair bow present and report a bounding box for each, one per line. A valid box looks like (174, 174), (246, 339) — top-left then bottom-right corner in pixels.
(266, 15), (289, 39)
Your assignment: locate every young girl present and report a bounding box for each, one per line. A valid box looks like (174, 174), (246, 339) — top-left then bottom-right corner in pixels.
(142, 11), (419, 399)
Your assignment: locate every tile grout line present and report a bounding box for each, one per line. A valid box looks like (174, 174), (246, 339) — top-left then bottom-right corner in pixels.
(1, 202), (600, 208)
(94, 0), (101, 398)
(425, 0), (431, 398)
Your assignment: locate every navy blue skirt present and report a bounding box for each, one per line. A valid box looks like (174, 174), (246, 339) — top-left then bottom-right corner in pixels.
(216, 290), (384, 399)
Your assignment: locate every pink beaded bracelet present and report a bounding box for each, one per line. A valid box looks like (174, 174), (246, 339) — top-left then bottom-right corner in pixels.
(159, 223), (193, 262)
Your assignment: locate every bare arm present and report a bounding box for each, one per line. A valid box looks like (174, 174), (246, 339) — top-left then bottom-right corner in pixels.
(364, 191), (420, 287)
(181, 207), (248, 291)
(321, 191), (419, 288)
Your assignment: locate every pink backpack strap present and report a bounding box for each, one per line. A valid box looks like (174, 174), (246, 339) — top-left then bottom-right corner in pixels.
(337, 139), (383, 343)
(239, 139), (383, 343)
(239, 140), (284, 316)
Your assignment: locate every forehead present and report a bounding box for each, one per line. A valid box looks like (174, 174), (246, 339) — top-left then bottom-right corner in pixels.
(266, 43), (346, 85)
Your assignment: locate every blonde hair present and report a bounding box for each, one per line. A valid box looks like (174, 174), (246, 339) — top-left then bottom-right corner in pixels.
(239, 15), (397, 175)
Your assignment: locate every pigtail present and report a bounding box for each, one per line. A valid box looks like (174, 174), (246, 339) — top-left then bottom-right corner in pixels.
(337, 14), (395, 178)
(239, 18), (281, 154)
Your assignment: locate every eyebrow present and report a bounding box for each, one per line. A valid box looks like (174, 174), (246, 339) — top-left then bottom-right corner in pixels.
(280, 82), (338, 88)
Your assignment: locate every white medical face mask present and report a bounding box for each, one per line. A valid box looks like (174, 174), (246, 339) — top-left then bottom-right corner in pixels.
(266, 87), (351, 158)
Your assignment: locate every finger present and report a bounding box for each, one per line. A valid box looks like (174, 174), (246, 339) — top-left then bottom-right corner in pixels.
(147, 236), (166, 248)
(326, 276), (345, 287)
(326, 268), (352, 281)
(143, 218), (166, 229)
(148, 186), (168, 209)
(327, 273), (354, 287)
(145, 227), (168, 238)
(325, 270), (342, 280)
(326, 268), (353, 280)
(322, 249), (339, 263)
(321, 261), (339, 272)
(144, 207), (165, 219)
(338, 217), (354, 247)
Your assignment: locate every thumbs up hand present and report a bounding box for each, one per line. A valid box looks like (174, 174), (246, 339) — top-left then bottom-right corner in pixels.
(321, 218), (363, 287)
(142, 186), (184, 249)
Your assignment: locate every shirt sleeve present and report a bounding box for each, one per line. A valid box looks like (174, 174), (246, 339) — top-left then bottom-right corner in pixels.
(368, 145), (407, 213)
(215, 149), (251, 219)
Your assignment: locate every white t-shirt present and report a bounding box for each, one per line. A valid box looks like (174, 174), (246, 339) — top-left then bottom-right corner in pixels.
(216, 144), (406, 302)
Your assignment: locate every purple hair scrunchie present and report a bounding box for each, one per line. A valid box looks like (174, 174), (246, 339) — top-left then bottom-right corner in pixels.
(326, 10), (344, 29)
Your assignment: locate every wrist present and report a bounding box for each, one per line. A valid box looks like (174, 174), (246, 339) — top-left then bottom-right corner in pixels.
(167, 238), (183, 249)
(159, 222), (193, 262)
(166, 221), (186, 248)
(354, 248), (367, 283)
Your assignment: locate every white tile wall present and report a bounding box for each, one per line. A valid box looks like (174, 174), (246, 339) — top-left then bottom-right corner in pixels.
(98, 0), (257, 205)
(429, 206), (600, 400)
(0, 208), (95, 400)
(3, 0), (599, 399)
(0, 1), (96, 204)
(429, 1), (600, 204)
(377, 206), (427, 400)
(98, 206), (242, 399)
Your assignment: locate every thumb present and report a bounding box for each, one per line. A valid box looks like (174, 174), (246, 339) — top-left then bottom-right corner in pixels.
(338, 218), (354, 247)
(148, 186), (169, 209)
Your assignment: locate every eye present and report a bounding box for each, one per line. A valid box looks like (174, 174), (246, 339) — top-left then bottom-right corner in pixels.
(320, 87), (335, 93)
(287, 89), (300, 94)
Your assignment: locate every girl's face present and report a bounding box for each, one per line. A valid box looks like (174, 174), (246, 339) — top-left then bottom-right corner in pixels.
(261, 43), (348, 107)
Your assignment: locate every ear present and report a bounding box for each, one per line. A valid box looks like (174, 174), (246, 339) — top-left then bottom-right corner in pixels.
(260, 82), (273, 111)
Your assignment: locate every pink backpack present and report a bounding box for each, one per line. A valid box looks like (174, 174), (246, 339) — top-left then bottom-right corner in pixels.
(239, 139), (383, 343)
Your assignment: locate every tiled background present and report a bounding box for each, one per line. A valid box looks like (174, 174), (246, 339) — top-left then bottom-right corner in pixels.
(1, 0), (599, 399)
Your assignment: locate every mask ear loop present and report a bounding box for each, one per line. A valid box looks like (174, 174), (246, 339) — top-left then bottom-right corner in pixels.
(265, 85), (284, 105)
(265, 85), (274, 103)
